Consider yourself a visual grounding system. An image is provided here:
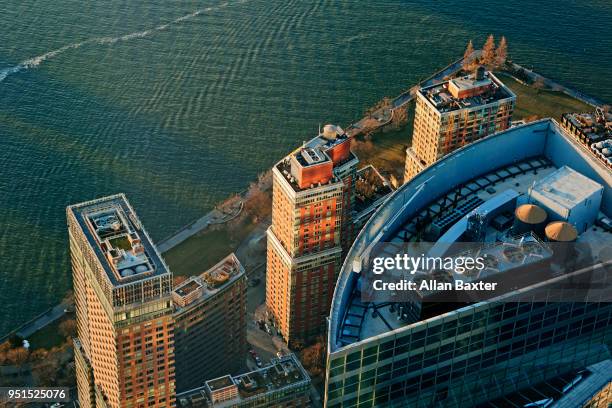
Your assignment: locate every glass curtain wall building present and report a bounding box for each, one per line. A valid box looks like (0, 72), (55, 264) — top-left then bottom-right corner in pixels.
(324, 119), (612, 408)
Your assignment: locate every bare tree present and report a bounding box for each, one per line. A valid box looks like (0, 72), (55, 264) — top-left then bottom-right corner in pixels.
(495, 36), (508, 67)
(300, 336), (326, 376)
(6, 347), (29, 374)
(379, 97), (392, 117)
(462, 40), (475, 71)
(173, 275), (189, 286)
(243, 187), (272, 223)
(32, 359), (60, 386)
(533, 77), (546, 92)
(481, 34), (496, 66)
(59, 319), (77, 338)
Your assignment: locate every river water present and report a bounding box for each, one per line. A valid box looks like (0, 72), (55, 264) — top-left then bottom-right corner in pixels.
(0, 0), (610, 333)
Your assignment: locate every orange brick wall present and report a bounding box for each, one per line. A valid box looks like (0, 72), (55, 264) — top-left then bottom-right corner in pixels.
(296, 161), (333, 189)
(117, 317), (175, 407)
(325, 139), (351, 164)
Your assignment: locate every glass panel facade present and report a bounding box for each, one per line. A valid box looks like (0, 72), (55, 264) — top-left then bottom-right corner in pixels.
(326, 301), (612, 407)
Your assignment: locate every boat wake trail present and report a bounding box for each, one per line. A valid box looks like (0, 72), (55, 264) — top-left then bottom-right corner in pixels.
(0, 1), (233, 83)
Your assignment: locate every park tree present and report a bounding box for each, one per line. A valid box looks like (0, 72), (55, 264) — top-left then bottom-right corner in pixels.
(32, 360), (60, 386)
(300, 337), (326, 376)
(243, 184), (272, 224)
(59, 319), (77, 338)
(7, 334), (24, 349)
(6, 347), (29, 373)
(173, 275), (189, 286)
(0, 342), (10, 365)
(481, 34), (496, 66)
(462, 40), (475, 71)
(495, 36), (508, 67)
(533, 77), (546, 92)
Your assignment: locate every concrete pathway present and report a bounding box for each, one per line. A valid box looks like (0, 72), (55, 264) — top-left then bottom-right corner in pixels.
(507, 62), (603, 107)
(348, 51), (482, 137)
(17, 304), (67, 338)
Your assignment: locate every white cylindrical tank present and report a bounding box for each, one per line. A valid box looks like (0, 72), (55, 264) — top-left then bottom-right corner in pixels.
(322, 124), (338, 140)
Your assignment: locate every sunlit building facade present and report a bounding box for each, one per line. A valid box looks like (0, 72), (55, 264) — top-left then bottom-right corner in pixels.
(404, 67), (515, 182)
(267, 124), (359, 346)
(68, 194), (175, 408)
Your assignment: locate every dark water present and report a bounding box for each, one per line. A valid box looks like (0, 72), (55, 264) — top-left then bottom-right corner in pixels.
(0, 0), (610, 334)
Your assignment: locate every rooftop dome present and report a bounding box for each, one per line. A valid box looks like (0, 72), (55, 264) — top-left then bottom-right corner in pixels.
(545, 221), (578, 242)
(515, 204), (547, 224)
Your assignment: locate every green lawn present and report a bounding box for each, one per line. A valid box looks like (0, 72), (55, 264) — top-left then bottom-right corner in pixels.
(110, 235), (132, 250)
(497, 74), (592, 121)
(26, 318), (67, 351)
(164, 222), (257, 277)
(354, 102), (415, 181)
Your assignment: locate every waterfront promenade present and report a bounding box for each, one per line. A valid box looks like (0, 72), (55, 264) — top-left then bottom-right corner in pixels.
(0, 303), (67, 344)
(506, 62), (604, 108)
(347, 50), (482, 137)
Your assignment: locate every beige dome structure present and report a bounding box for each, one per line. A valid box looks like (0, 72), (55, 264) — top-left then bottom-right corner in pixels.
(515, 204), (547, 224)
(513, 204), (548, 236)
(545, 221), (578, 242)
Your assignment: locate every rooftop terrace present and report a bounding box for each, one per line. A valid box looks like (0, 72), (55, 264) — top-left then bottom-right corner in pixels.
(275, 124), (358, 192)
(68, 194), (170, 286)
(420, 70), (514, 113)
(354, 165), (394, 216)
(561, 109), (612, 169)
(329, 119), (612, 352)
(172, 253), (244, 310)
(176, 354), (310, 408)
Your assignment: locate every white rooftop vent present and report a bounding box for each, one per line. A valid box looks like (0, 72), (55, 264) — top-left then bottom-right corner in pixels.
(121, 268), (135, 277)
(135, 265), (148, 273)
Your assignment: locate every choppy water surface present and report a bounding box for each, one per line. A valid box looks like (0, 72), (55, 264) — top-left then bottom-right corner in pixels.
(0, 0), (610, 333)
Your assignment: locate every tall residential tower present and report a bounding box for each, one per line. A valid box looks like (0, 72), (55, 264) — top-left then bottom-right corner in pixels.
(266, 124), (358, 346)
(68, 194), (175, 408)
(404, 67), (515, 182)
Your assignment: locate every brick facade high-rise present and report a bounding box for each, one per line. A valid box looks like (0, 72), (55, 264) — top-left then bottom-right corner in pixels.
(266, 124), (358, 346)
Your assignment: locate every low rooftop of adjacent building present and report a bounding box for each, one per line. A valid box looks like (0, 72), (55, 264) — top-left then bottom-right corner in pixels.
(561, 109), (612, 168)
(276, 124), (358, 192)
(354, 165), (394, 222)
(329, 119), (612, 352)
(562, 109), (612, 141)
(172, 253), (244, 311)
(420, 67), (515, 113)
(176, 354), (311, 408)
(67, 194), (170, 286)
